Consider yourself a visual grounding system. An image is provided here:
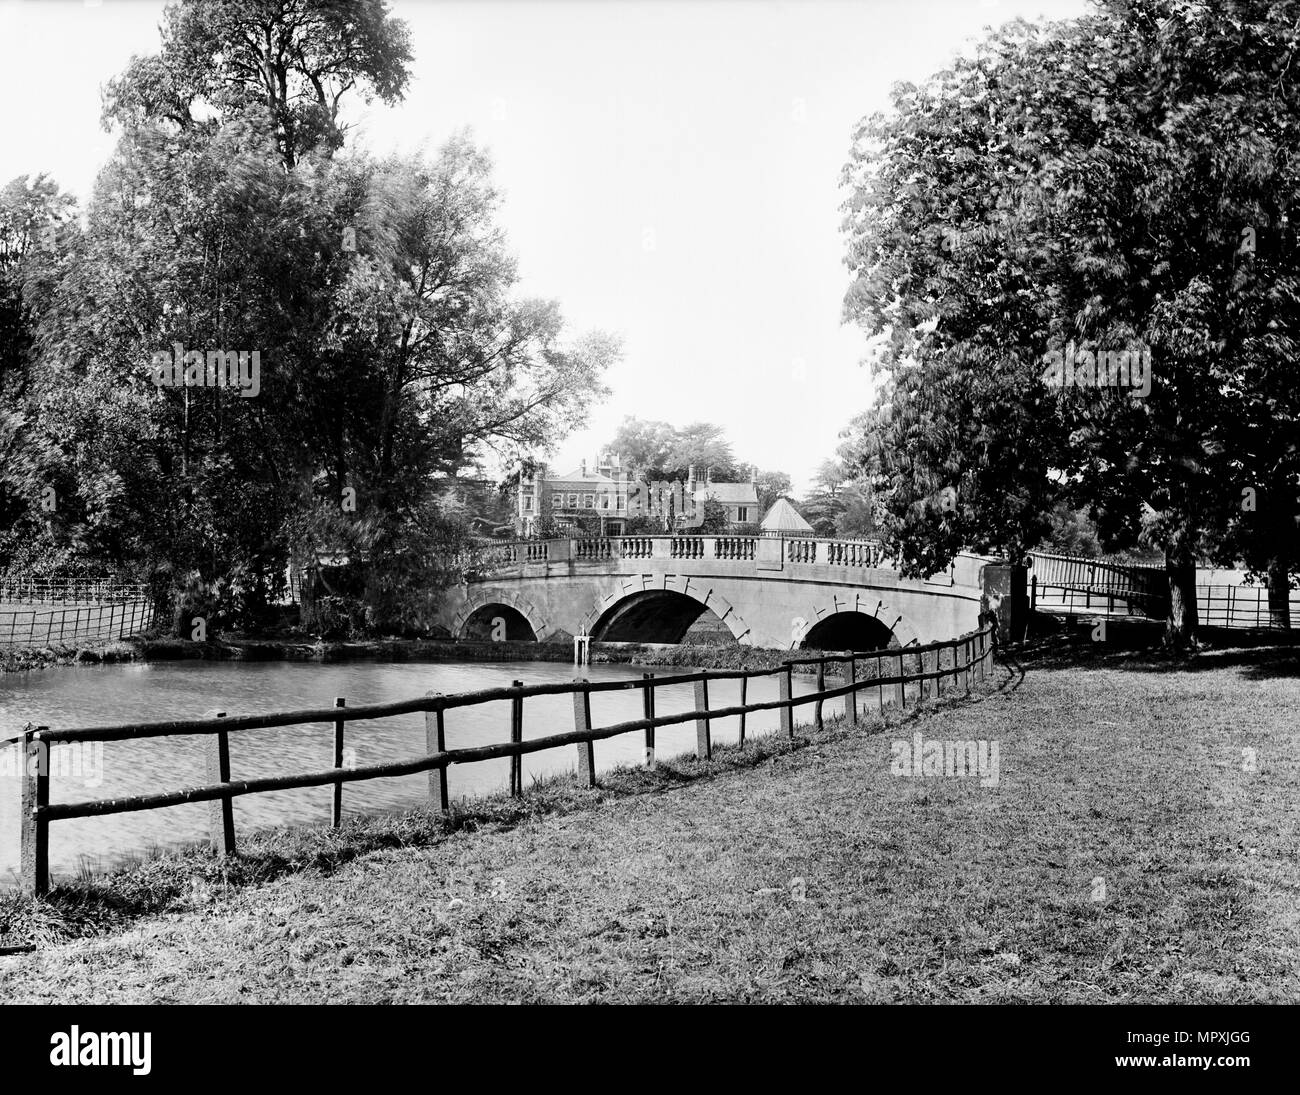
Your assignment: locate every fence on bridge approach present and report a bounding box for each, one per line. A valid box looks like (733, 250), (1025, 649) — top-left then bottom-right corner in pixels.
(1028, 550), (1300, 628)
(9, 623), (995, 895)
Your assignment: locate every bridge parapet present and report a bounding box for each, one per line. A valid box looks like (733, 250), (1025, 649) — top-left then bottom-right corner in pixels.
(465, 535), (988, 588)
(448, 536), (996, 648)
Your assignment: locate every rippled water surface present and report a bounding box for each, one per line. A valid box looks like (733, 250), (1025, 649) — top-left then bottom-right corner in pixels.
(0, 659), (828, 885)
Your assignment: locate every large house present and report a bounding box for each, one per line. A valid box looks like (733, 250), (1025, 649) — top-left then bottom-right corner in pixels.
(515, 455), (760, 537)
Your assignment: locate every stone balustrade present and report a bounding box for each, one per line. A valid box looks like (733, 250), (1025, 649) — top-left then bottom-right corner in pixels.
(467, 535), (909, 574)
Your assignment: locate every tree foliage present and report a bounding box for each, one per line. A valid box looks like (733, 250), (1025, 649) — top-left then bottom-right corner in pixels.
(0, 0), (617, 636)
(841, 0), (1300, 648)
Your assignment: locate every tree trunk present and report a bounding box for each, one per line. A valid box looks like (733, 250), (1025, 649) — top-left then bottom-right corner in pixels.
(1164, 539), (1199, 652)
(1267, 556), (1292, 630)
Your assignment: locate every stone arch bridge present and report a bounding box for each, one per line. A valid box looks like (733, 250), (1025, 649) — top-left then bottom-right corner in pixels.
(438, 535), (996, 651)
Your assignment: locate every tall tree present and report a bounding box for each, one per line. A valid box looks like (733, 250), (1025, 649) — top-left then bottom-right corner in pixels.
(667, 421), (740, 482)
(751, 468), (793, 516)
(841, 0), (1300, 650)
(5, 0), (617, 634)
(103, 0), (414, 168)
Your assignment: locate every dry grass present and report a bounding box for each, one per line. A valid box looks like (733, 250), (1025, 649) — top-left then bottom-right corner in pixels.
(1, 641), (1297, 1003)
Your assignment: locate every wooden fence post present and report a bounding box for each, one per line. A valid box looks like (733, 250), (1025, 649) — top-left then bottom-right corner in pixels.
(738, 675), (748, 747)
(813, 659), (825, 732)
(876, 653), (885, 713)
(964, 638), (972, 694)
(331, 697), (345, 827)
(847, 656), (858, 726)
(509, 679), (524, 796)
(573, 681), (596, 787)
(895, 651), (906, 708)
(694, 672), (711, 760)
(779, 665), (794, 736)
(426, 692), (449, 812)
(642, 673), (656, 767)
(20, 726), (49, 897)
(205, 711), (236, 857)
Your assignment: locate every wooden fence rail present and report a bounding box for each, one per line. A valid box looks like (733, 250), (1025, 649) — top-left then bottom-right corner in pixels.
(11, 623), (996, 895)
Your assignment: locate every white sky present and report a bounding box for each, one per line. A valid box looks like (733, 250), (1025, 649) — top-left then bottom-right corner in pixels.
(0, 0), (1091, 493)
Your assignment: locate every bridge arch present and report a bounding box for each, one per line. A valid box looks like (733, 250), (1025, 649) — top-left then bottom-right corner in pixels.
(797, 597), (918, 652)
(451, 587), (547, 642)
(580, 578), (751, 644)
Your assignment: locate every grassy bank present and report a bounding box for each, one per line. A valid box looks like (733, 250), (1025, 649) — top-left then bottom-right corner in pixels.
(2, 639), (1298, 1002)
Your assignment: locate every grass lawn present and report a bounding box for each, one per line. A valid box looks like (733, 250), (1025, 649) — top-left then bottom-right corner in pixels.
(1, 641), (1297, 1003)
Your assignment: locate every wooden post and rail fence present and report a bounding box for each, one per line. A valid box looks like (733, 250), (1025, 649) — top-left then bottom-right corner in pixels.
(9, 623), (995, 897)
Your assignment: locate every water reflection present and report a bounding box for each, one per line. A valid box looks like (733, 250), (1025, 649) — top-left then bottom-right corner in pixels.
(0, 659), (830, 885)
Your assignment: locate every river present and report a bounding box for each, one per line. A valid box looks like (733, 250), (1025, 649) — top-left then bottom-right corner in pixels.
(0, 658), (826, 886)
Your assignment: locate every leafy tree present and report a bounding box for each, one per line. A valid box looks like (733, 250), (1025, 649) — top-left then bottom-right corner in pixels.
(605, 417), (744, 484)
(751, 468), (792, 516)
(667, 421), (740, 482)
(1035, 502), (1103, 559)
(3, 0), (617, 636)
(695, 497), (731, 534)
(607, 416), (675, 475)
(0, 174), (80, 576)
(103, 0), (414, 168)
(841, 0), (1300, 650)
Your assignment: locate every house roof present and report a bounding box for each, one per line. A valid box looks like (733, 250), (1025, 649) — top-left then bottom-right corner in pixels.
(760, 496), (814, 533)
(700, 481), (759, 506)
(547, 467), (618, 486)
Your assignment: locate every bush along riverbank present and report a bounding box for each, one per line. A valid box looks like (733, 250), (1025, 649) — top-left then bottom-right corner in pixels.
(0, 634), (853, 677)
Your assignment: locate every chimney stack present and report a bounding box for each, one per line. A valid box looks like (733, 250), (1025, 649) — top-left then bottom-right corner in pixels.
(580, 458), (586, 476)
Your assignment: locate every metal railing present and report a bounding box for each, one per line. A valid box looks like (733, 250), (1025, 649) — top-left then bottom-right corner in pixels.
(1031, 572), (1300, 630)
(0, 577), (150, 605)
(0, 600), (156, 649)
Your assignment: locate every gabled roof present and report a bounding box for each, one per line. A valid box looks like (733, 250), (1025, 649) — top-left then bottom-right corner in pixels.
(760, 496), (814, 533)
(700, 481), (759, 505)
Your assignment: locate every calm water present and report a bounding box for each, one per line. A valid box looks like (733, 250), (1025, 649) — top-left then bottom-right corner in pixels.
(0, 659), (829, 886)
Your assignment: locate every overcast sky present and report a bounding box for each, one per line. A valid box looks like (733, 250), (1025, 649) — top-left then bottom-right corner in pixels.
(0, 0), (1091, 493)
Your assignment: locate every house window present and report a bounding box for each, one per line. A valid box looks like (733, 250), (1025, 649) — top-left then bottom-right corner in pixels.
(524, 496), (533, 512)
(601, 493), (610, 509)
(584, 494), (594, 508)
(737, 507), (748, 522)
(568, 493), (578, 507)
(552, 493), (563, 508)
